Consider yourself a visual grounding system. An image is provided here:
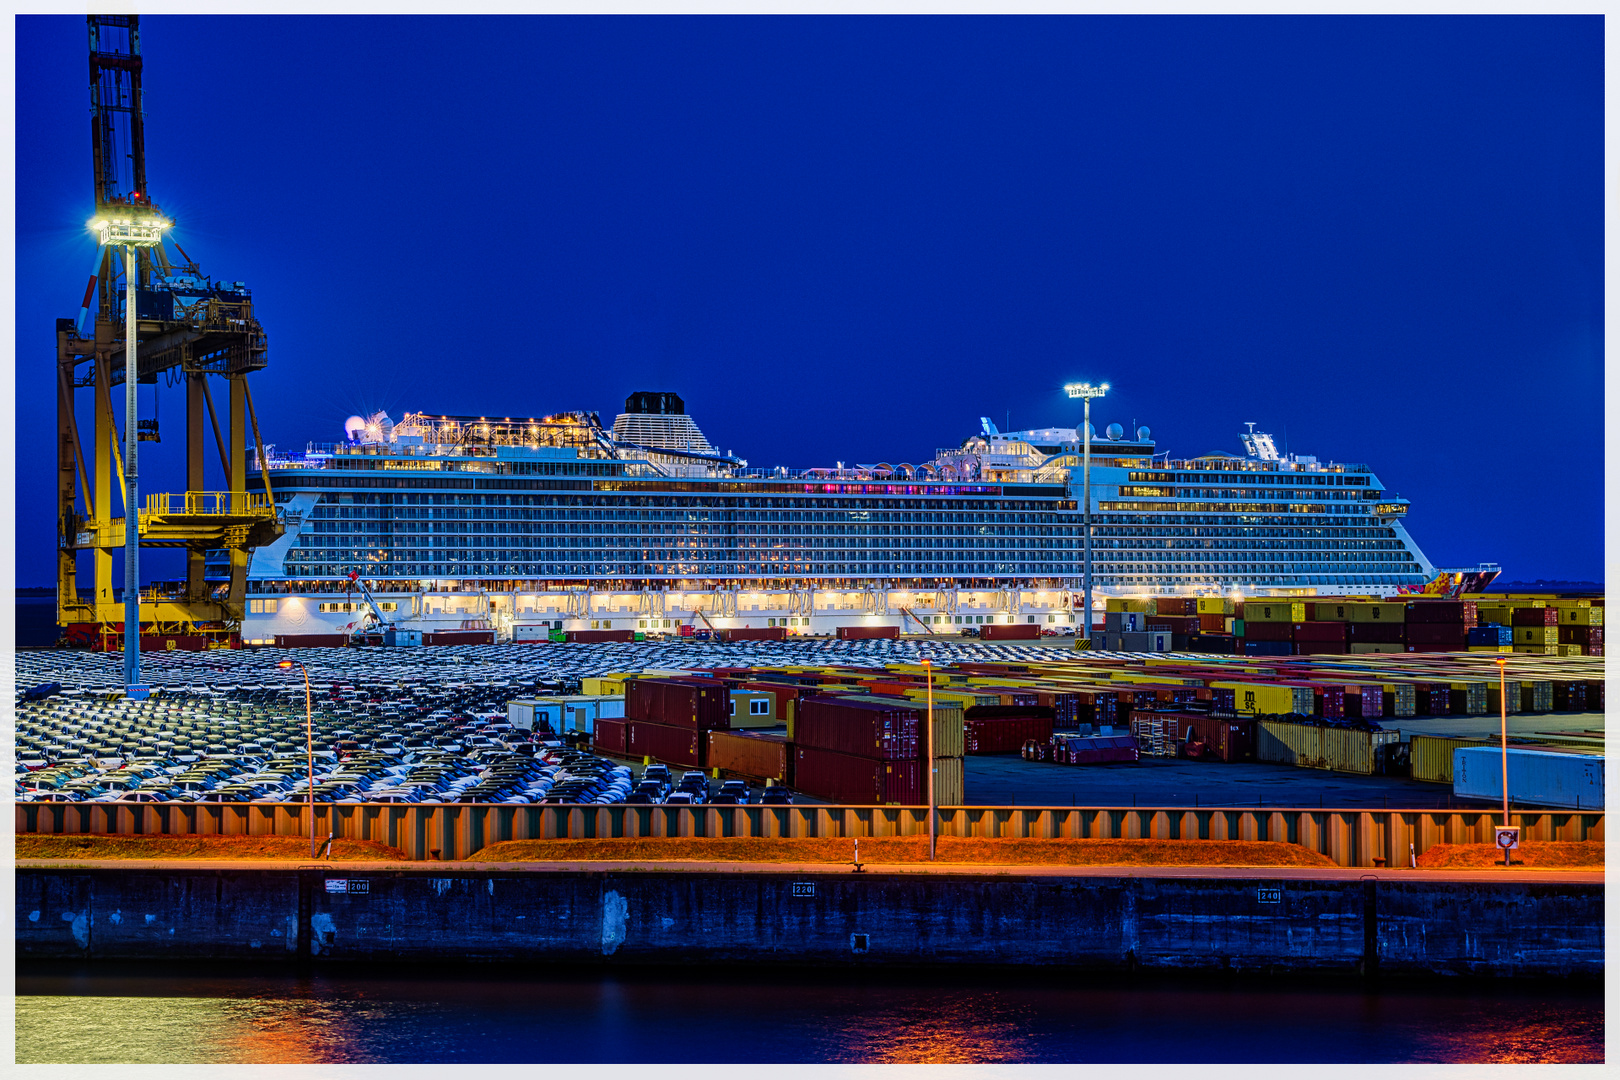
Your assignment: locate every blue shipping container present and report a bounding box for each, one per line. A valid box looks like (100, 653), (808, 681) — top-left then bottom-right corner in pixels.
(1452, 746), (1604, 810)
(1468, 624), (1513, 646)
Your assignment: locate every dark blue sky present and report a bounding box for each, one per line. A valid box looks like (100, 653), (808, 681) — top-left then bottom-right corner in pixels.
(16, 15), (1603, 586)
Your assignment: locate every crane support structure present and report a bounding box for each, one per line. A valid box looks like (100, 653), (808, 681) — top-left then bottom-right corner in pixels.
(57, 15), (281, 651)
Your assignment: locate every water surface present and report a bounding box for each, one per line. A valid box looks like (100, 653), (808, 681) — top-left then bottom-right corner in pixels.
(15, 963), (1603, 1064)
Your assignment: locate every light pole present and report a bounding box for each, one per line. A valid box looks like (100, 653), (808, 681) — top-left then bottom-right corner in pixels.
(1496, 656), (1511, 866)
(922, 657), (936, 861)
(278, 658), (318, 857)
(91, 201), (171, 693)
(1064, 382), (1109, 644)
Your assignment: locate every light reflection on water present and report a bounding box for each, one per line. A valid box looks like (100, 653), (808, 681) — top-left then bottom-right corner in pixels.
(14, 966), (1604, 1065)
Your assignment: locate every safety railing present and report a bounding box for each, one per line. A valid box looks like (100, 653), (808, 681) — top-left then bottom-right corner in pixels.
(14, 803), (1604, 867)
(144, 491), (273, 516)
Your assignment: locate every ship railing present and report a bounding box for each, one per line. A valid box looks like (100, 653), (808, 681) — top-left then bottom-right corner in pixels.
(143, 491), (274, 517)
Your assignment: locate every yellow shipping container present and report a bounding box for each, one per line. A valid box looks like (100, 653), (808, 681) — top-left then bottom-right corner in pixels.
(1514, 627), (1558, 645)
(1475, 607), (1513, 626)
(1556, 607), (1604, 626)
(1196, 597), (1236, 615)
(1106, 598), (1153, 613)
(582, 676), (627, 697)
(1310, 602), (1352, 621)
(1547, 598), (1594, 609)
(1513, 644), (1559, 655)
(1410, 734), (1492, 784)
(1558, 644), (1585, 657)
(1211, 681), (1314, 716)
(1346, 603), (1405, 623)
(1467, 646), (1513, 654)
(1244, 602), (1306, 623)
(931, 755), (966, 806)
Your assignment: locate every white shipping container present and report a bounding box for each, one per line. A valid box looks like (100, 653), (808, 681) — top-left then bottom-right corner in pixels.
(507, 697), (568, 733)
(1453, 747), (1604, 811)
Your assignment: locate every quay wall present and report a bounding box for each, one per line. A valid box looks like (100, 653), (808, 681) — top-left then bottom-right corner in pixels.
(16, 867), (1602, 979)
(16, 802), (1607, 867)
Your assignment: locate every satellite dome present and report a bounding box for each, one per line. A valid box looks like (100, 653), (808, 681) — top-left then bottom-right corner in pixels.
(1137, 425), (1152, 440)
(1105, 423), (1124, 440)
(344, 415), (367, 441)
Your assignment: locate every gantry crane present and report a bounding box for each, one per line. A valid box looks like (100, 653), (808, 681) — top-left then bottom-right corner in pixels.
(56, 15), (282, 650)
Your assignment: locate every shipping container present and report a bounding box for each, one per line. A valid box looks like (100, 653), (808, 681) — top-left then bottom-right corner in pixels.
(1453, 746), (1604, 810)
(1512, 607), (1561, 627)
(793, 745), (921, 804)
(1293, 621), (1347, 642)
(835, 625), (900, 640)
(1245, 602), (1307, 622)
(1405, 600), (1478, 626)
(719, 626), (789, 642)
(796, 697), (919, 759)
(1468, 625), (1514, 647)
(1243, 621), (1294, 642)
(1196, 597), (1236, 615)
(1347, 603), (1405, 623)
(1181, 715), (1256, 763)
(1212, 681), (1315, 716)
(1348, 621), (1406, 644)
(1410, 734), (1492, 784)
(625, 678), (730, 730)
(1106, 598), (1153, 613)
(563, 629), (635, 643)
(581, 676), (628, 697)
(1556, 606), (1605, 626)
(1256, 720), (1401, 775)
(592, 717), (628, 756)
(929, 755), (966, 806)
(1406, 624), (1469, 645)
(980, 623), (1041, 641)
(625, 720), (705, 768)
(1558, 625), (1604, 646)
(707, 729), (791, 782)
(1153, 598), (1197, 616)
(965, 714), (1055, 753)
(273, 633), (349, 648)
(424, 630), (495, 646)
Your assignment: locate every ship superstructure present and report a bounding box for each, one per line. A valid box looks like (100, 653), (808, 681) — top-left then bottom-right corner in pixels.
(228, 391), (1489, 643)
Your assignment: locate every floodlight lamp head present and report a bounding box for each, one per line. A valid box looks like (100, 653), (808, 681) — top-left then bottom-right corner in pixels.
(277, 660), (294, 670)
(1064, 382), (1109, 401)
(89, 201), (172, 247)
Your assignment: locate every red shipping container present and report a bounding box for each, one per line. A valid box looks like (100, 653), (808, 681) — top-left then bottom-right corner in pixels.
(1405, 623), (1468, 645)
(275, 633), (349, 648)
(1405, 600), (1478, 626)
(1243, 621), (1293, 642)
(1558, 625), (1603, 646)
(980, 623), (1041, 641)
(707, 730), (791, 782)
(1348, 621), (1406, 644)
(1295, 641), (1347, 655)
(1345, 685), (1384, 718)
(1292, 622), (1347, 642)
(1199, 613), (1229, 632)
(625, 720), (705, 768)
(1179, 716), (1255, 763)
(626, 678), (730, 730)
(593, 718), (628, 756)
(965, 714), (1054, 753)
(1154, 598), (1197, 615)
(836, 625), (900, 640)
(1512, 607), (1560, 627)
(1148, 616), (1201, 635)
(793, 745), (920, 804)
(719, 626), (788, 642)
(795, 698), (919, 760)
(1587, 644), (1605, 657)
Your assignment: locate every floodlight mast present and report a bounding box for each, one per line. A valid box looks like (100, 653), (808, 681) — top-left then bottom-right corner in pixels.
(92, 201), (171, 691)
(1064, 382), (1109, 644)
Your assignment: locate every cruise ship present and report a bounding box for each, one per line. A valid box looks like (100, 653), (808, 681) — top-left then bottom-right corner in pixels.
(229, 392), (1496, 643)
